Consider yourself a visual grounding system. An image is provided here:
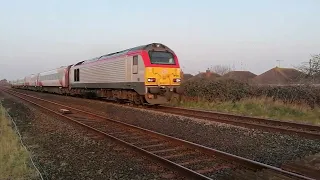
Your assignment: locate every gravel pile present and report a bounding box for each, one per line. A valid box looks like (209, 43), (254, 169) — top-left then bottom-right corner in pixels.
(0, 92), (185, 180)
(15, 89), (320, 169)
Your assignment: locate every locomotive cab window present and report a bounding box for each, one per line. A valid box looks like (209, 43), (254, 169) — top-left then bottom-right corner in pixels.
(132, 56), (138, 74)
(149, 51), (175, 65)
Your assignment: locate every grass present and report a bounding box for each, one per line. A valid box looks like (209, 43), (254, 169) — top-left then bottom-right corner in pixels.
(173, 97), (320, 125)
(0, 105), (38, 180)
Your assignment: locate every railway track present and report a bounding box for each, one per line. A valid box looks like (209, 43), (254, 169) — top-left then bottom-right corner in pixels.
(9, 87), (320, 139)
(150, 106), (320, 139)
(2, 89), (316, 180)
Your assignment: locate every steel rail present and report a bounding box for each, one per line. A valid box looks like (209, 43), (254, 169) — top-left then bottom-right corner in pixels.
(151, 106), (320, 139)
(2, 89), (316, 180)
(10, 87), (320, 139)
(3, 90), (212, 180)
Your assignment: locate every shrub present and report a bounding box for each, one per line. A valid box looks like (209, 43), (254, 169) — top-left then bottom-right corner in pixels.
(180, 77), (320, 108)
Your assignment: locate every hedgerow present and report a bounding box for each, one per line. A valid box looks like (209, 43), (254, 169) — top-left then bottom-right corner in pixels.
(180, 78), (320, 108)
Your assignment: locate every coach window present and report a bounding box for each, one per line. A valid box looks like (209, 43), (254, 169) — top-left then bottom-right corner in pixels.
(133, 56), (138, 74)
(74, 69), (80, 82)
(74, 69), (77, 81)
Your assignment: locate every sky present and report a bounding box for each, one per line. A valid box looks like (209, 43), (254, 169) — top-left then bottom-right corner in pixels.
(0, 0), (320, 80)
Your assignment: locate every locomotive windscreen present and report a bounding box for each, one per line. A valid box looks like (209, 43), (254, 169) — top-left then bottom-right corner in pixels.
(149, 51), (175, 65)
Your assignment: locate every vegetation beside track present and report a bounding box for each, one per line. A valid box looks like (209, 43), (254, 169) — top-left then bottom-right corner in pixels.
(175, 97), (320, 125)
(173, 78), (320, 124)
(0, 104), (38, 180)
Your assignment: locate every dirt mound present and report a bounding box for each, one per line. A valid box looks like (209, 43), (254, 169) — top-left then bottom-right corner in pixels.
(252, 67), (304, 85)
(222, 71), (257, 82)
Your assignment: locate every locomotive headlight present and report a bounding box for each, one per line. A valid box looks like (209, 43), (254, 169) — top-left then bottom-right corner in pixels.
(173, 78), (181, 82)
(147, 78), (156, 82)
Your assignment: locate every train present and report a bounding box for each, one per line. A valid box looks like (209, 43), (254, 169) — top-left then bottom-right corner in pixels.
(10, 43), (183, 105)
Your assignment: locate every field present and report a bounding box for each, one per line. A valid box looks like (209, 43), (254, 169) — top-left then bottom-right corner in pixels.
(174, 77), (320, 124)
(0, 104), (38, 180)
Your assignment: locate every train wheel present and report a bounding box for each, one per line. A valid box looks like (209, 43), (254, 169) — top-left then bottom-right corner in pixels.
(133, 95), (143, 105)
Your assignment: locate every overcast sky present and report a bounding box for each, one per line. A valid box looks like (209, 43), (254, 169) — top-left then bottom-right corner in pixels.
(1, 0), (319, 80)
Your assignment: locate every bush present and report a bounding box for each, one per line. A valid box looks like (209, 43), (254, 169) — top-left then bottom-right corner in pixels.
(180, 77), (320, 108)
(252, 85), (320, 108)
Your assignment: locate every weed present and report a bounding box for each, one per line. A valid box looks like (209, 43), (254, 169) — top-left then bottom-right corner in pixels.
(176, 97), (320, 125)
(0, 105), (38, 180)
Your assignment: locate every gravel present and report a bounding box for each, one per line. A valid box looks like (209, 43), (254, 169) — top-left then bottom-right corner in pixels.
(13, 89), (320, 169)
(0, 91), (187, 180)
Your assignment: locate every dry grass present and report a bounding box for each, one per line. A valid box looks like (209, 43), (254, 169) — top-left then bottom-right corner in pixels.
(0, 105), (38, 180)
(175, 97), (320, 125)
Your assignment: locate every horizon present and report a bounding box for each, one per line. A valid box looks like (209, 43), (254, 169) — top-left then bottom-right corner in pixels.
(1, 0), (319, 80)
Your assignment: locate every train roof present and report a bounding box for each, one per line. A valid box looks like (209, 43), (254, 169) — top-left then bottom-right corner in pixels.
(74, 43), (174, 66)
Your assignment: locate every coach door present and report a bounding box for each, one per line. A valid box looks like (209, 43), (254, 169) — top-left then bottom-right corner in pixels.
(132, 55), (138, 74)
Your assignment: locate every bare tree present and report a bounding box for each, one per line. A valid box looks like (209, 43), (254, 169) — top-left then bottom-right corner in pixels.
(296, 54), (320, 83)
(210, 65), (232, 76)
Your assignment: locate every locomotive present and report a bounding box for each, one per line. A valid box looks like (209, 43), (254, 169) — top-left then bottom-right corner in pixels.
(10, 43), (183, 105)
